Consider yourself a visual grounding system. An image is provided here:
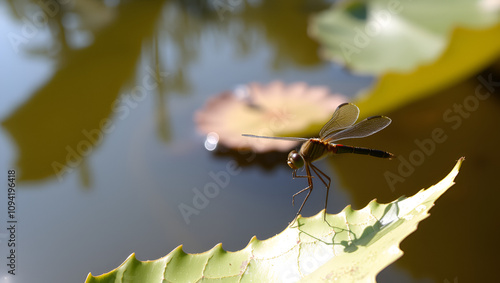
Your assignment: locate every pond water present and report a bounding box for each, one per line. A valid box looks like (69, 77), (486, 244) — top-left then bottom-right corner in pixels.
(1, 1), (498, 283)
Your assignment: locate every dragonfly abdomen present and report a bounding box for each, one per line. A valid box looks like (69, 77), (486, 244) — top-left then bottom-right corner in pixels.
(334, 144), (394, 159)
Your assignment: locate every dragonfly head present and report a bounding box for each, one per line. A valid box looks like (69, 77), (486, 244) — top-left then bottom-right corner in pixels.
(287, 150), (304, 170)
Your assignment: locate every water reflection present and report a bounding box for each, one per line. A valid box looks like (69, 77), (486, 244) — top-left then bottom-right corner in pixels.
(2, 0), (329, 182)
(213, 143), (289, 170)
(204, 131), (219, 151)
(2, 1), (167, 181)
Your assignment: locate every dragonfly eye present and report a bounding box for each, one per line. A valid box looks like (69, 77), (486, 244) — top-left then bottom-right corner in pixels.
(287, 150), (304, 169)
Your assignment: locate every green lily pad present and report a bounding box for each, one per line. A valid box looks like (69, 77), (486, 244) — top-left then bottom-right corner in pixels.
(309, 0), (500, 74)
(356, 22), (500, 118)
(310, 0), (500, 119)
(86, 158), (464, 283)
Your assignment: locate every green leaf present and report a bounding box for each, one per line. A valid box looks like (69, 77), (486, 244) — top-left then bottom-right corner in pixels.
(309, 0), (500, 74)
(310, 0), (500, 119)
(355, 22), (500, 119)
(86, 157), (464, 283)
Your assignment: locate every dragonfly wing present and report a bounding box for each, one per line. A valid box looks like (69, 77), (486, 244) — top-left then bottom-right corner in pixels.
(324, 115), (391, 142)
(242, 134), (308, 142)
(319, 103), (360, 139)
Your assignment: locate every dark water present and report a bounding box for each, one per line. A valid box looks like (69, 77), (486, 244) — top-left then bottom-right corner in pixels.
(1, 1), (498, 282)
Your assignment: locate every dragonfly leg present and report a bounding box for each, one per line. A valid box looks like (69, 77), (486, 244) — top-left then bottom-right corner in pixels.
(292, 170), (314, 179)
(310, 164), (331, 221)
(291, 169), (315, 205)
(291, 164), (314, 224)
(292, 186), (310, 206)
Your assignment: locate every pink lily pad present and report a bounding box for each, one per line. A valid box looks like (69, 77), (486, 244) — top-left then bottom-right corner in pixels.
(195, 81), (347, 152)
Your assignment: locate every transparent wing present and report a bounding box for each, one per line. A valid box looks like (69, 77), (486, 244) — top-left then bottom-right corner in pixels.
(319, 103), (360, 139)
(324, 116), (391, 142)
(242, 134), (308, 142)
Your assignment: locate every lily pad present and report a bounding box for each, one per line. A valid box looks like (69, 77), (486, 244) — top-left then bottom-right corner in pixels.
(86, 157), (464, 283)
(309, 0), (500, 74)
(356, 22), (500, 118)
(195, 81), (346, 152)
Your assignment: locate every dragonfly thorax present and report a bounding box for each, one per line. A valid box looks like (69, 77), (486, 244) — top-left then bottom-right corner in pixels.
(287, 150), (304, 169)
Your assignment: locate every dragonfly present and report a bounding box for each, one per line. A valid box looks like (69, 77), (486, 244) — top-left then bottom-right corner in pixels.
(242, 103), (395, 222)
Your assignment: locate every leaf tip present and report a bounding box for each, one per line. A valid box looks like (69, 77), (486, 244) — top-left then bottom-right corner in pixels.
(248, 235), (258, 244)
(448, 156), (465, 180)
(213, 243), (224, 252)
(85, 273), (93, 282)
